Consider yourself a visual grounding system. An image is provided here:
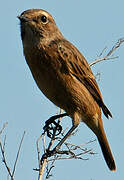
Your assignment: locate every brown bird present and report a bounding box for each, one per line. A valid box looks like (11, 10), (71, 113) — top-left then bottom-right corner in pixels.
(18, 9), (116, 171)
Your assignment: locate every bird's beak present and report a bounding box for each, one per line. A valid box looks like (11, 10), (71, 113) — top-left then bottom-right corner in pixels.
(17, 15), (30, 22)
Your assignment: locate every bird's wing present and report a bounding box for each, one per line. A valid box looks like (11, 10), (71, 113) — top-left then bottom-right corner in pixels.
(57, 40), (112, 118)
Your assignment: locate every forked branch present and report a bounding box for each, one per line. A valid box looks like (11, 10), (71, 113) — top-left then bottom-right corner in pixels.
(0, 124), (25, 180)
(90, 38), (124, 66)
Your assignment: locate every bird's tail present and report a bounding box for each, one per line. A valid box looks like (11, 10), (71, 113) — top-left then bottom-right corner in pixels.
(97, 130), (116, 171)
(102, 103), (112, 119)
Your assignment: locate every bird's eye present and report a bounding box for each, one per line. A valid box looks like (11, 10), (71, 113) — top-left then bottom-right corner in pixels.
(41, 15), (48, 23)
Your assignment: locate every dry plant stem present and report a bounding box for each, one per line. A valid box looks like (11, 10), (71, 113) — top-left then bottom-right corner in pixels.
(64, 139), (96, 151)
(0, 127), (25, 180)
(38, 158), (47, 180)
(0, 140), (14, 180)
(0, 123), (13, 179)
(37, 134), (43, 167)
(12, 131), (26, 177)
(0, 122), (8, 135)
(47, 141), (96, 162)
(90, 38), (124, 67)
(90, 56), (118, 67)
(46, 158), (56, 179)
(37, 133), (46, 180)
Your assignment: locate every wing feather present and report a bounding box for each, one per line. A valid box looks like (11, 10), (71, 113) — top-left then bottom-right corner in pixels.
(58, 40), (112, 118)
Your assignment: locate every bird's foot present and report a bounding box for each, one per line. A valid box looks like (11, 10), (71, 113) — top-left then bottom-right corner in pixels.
(43, 113), (67, 138)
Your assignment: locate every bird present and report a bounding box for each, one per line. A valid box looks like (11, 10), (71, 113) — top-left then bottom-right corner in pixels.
(18, 9), (116, 171)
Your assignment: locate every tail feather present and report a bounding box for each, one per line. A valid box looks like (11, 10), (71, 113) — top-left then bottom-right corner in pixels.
(102, 103), (112, 119)
(98, 134), (116, 171)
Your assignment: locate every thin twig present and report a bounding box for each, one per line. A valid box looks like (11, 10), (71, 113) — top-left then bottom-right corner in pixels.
(107, 38), (124, 56)
(0, 123), (13, 179)
(12, 131), (26, 177)
(47, 154), (89, 162)
(0, 138), (14, 179)
(0, 128), (26, 180)
(46, 158), (55, 179)
(0, 122), (8, 135)
(36, 134), (42, 168)
(3, 135), (6, 151)
(90, 38), (124, 67)
(90, 56), (118, 67)
(98, 46), (107, 57)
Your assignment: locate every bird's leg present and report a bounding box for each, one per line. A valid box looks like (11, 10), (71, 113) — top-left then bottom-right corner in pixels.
(52, 124), (78, 152)
(52, 113), (80, 152)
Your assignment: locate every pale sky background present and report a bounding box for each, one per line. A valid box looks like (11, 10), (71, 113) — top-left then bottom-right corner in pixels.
(0, 0), (124, 180)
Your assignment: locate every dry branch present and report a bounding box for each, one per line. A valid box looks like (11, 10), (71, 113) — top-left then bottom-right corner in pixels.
(35, 115), (96, 180)
(90, 38), (124, 67)
(0, 125), (25, 180)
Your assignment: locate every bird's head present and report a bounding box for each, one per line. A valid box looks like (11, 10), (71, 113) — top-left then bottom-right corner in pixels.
(18, 9), (62, 44)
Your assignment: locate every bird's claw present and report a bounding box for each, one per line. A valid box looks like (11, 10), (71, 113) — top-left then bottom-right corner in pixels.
(43, 118), (62, 138)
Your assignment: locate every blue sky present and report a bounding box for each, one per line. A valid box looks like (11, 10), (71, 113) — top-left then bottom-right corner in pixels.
(0, 0), (124, 179)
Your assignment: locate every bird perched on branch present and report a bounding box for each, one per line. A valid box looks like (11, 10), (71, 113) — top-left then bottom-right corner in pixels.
(18, 9), (116, 171)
